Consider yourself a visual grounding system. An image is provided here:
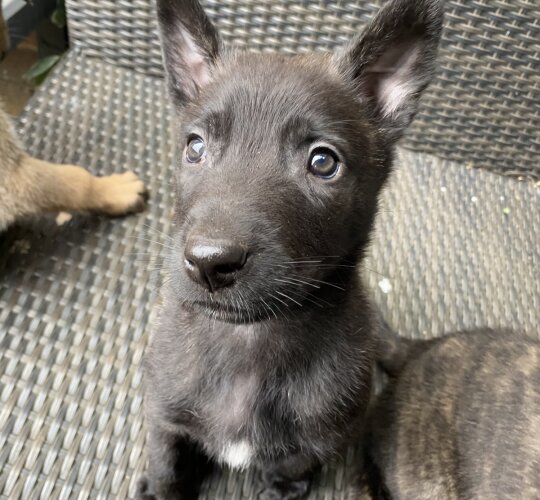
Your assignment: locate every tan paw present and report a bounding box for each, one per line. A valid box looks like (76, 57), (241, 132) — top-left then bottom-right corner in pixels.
(95, 171), (148, 216)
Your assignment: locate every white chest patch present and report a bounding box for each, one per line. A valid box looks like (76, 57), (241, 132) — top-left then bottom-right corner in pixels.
(219, 440), (254, 469)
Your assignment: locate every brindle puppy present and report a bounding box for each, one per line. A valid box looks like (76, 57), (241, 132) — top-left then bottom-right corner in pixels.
(365, 329), (540, 499)
(138, 0), (443, 498)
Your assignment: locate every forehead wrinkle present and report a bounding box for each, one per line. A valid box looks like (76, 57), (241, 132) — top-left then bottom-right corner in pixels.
(280, 114), (356, 159)
(194, 52), (368, 157)
(189, 108), (233, 143)
(221, 87), (291, 156)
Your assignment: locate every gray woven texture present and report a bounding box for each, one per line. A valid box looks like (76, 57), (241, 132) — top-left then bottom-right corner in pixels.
(64, 0), (540, 177)
(1, 51), (538, 499)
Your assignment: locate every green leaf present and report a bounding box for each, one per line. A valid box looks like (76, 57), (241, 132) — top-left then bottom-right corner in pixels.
(23, 55), (61, 85)
(51, 7), (67, 28)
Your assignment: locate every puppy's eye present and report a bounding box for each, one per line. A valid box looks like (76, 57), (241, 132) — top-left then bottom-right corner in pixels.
(186, 136), (206, 163)
(308, 148), (340, 179)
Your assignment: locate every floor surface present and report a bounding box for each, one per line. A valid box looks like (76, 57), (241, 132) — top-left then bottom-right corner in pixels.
(0, 33), (37, 115)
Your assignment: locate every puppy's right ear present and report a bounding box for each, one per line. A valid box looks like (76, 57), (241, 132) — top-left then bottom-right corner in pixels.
(156, 0), (221, 106)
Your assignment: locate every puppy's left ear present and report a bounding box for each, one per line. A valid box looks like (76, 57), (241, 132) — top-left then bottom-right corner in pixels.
(335, 0), (443, 143)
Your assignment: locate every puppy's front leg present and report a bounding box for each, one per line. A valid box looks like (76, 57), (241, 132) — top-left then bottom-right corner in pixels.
(14, 156), (148, 218)
(259, 455), (319, 500)
(137, 426), (211, 500)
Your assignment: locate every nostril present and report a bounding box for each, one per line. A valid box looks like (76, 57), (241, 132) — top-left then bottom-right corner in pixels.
(215, 250), (248, 275)
(241, 251), (249, 267)
(184, 239), (248, 290)
(215, 263), (240, 275)
(214, 265), (228, 274)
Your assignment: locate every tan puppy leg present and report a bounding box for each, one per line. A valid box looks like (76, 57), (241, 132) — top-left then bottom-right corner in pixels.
(10, 156), (148, 219)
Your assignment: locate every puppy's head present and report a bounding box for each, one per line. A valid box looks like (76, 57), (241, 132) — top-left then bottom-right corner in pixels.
(157, 0), (443, 323)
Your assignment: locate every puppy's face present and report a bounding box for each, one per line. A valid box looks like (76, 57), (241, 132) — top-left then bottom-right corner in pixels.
(157, 0), (442, 323)
(173, 54), (379, 322)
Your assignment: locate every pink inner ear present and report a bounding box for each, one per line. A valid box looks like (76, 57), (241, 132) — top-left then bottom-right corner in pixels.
(369, 44), (420, 117)
(181, 29), (212, 98)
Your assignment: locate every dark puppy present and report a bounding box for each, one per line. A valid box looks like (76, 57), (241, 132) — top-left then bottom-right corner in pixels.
(365, 329), (540, 499)
(138, 0), (442, 498)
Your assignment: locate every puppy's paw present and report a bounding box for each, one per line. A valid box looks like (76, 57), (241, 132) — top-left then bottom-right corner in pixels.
(259, 470), (312, 500)
(95, 171), (148, 216)
(136, 475), (157, 500)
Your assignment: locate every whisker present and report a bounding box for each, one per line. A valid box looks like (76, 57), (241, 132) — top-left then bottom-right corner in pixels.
(268, 293), (290, 309)
(278, 261), (333, 266)
(260, 296), (278, 320)
(273, 301), (288, 319)
(131, 236), (176, 251)
(281, 284), (331, 308)
(233, 288), (245, 321)
(274, 277), (320, 290)
(274, 290), (302, 307)
(274, 263), (358, 269)
(145, 267), (169, 273)
(264, 292), (287, 319)
(238, 288), (253, 324)
(289, 289), (327, 309)
(283, 255), (343, 261)
(292, 276), (346, 291)
(142, 223), (174, 241)
(279, 282), (334, 308)
(361, 266), (387, 278)
(150, 275), (173, 295)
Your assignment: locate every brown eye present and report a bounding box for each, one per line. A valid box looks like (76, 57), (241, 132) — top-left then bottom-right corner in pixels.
(186, 136), (206, 163)
(308, 148), (340, 179)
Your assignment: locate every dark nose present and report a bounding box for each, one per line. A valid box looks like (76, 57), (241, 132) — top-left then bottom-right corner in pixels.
(184, 238), (248, 292)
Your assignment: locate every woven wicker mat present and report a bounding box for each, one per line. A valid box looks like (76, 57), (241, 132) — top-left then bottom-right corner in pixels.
(65, 0), (540, 177)
(0, 51), (538, 499)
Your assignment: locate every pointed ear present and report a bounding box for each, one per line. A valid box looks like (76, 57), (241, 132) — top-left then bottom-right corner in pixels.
(335, 0), (443, 142)
(156, 0), (221, 106)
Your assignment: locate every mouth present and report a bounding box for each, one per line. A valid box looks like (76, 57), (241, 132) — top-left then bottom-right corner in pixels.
(192, 300), (271, 324)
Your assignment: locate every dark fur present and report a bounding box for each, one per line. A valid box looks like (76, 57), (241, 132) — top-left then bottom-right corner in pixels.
(365, 329), (540, 499)
(139, 1), (443, 498)
(0, 0), (9, 59)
